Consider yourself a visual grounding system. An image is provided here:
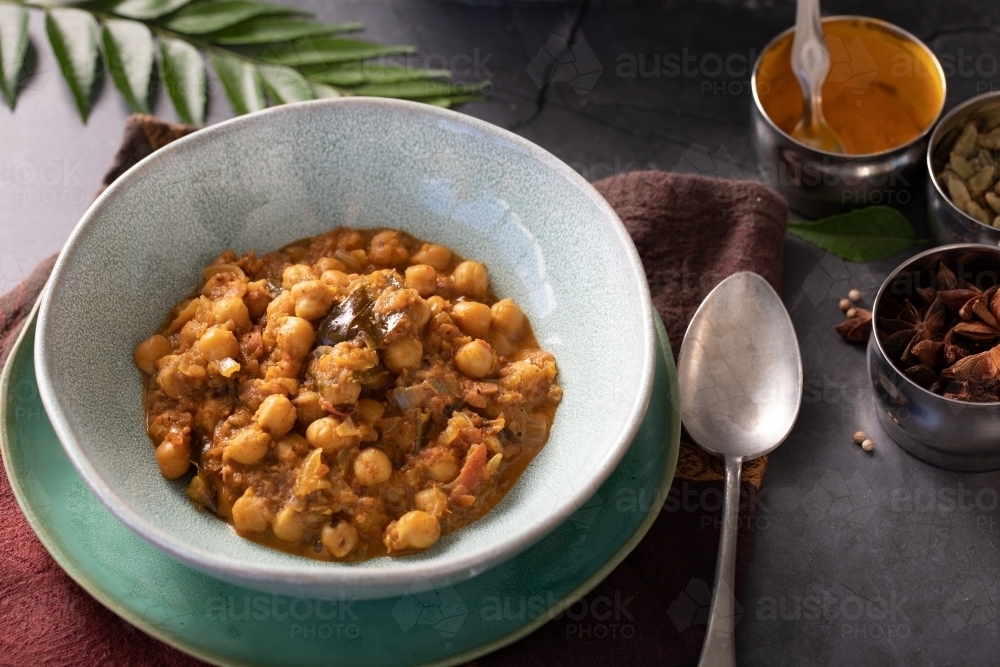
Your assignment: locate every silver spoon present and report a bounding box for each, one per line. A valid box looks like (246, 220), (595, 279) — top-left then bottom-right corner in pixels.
(677, 272), (803, 667)
(790, 0), (844, 153)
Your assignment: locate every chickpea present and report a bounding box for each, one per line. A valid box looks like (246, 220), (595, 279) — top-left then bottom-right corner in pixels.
(450, 301), (492, 339)
(306, 416), (358, 453)
(272, 505), (305, 542)
(486, 330), (515, 357)
(276, 316), (315, 358)
(291, 280), (335, 320)
(426, 295), (448, 317)
(369, 230), (409, 266)
(255, 394), (297, 436)
(225, 428), (271, 465)
(320, 269), (350, 288)
(353, 448), (393, 486)
(426, 453), (459, 482)
(213, 296), (251, 331)
(452, 260), (489, 298)
(155, 438), (190, 479)
(454, 340), (494, 378)
(282, 264), (317, 290)
(293, 391), (326, 427)
(314, 256), (346, 273)
(385, 510), (441, 551)
(231, 488), (269, 534)
(356, 398), (385, 425)
(405, 264), (438, 297)
(414, 487), (449, 517)
(412, 243), (452, 271)
(383, 337), (423, 371)
(134, 334), (172, 374)
(322, 519), (359, 558)
(413, 299), (431, 329)
(490, 298), (526, 341)
(198, 326), (239, 362)
(266, 290), (296, 318)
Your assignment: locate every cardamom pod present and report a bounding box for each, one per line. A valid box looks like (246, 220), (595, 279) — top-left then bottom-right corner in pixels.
(964, 200), (992, 225)
(981, 106), (1000, 132)
(985, 191), (1000, 215)
(949, 152), (976, 179)
(976, 127), (1000, 150)
(945, 172), (973, 207)
(978, 147), (997, 172)
(953, 121), (980, 158)
(967, 167), (996, 198)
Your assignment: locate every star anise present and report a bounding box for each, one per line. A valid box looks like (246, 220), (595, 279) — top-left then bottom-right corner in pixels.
(835, 308), (872, 344)
(879, 296), (947, 364)
(872, 260), (1000, 403)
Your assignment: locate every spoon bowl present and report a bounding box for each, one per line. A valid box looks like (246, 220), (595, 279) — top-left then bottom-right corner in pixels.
(679, 273), (803, 459)
(677, 272), (803, 667)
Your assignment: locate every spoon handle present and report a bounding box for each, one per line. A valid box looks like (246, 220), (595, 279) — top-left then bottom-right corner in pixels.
(791, 0), (830, 123)
(697, 455), (743, 667)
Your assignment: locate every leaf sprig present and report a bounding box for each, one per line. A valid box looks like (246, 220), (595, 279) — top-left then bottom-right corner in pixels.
(0, 0), (488, 123)
(787, 206), (928, 262)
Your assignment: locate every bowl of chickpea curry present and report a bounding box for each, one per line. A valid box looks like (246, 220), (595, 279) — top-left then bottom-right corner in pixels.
(136, 227), (563, 561)
(35, 98), (656, 599)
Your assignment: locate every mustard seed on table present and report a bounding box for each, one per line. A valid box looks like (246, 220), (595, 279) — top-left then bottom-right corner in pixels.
(862, 439), (875, 452)
(839, 298), (851, 311)
(848, 289), (861, 302)
(853, 431), (866, 444)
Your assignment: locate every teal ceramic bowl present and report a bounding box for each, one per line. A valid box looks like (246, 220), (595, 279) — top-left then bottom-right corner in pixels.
(35, 98), (656, 600)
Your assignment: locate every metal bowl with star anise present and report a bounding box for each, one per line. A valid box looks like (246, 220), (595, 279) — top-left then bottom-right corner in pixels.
(869, 244), (1000, 471)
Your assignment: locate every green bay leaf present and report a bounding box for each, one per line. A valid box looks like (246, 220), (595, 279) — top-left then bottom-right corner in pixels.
(102, 19), (154, 113)
(159, 35), (205, 125)
(164, 0), (308, 36)
(207, 17), (361, 45)
(786, 206), (924, 262)
(45, 7), (100, 122)
(0, 3), (28, 109)
(112, 0), (194, 20)
(257, 63), (312, 104)
(210, 50), (264, 114)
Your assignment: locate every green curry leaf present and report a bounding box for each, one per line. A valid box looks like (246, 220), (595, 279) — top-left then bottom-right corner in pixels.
(786, 206), (926, 262)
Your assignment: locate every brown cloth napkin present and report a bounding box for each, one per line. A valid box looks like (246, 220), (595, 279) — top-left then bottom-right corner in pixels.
(0, 116), (787, 667)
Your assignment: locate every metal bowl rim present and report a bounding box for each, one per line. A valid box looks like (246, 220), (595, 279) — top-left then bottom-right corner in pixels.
(751, 15), (947, 160)
(871, 242), (1000, 406)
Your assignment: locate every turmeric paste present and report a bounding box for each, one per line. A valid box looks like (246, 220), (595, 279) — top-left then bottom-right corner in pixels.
(756, 18), (944, 155)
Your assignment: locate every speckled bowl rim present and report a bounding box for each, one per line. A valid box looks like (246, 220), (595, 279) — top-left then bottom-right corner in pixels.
(34, 97), (656, 594)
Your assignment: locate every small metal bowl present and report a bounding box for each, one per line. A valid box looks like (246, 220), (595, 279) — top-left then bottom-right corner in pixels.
(927, 91), (1000, 245)
(751, 16), (946, 218)
(869, 244), (1000, 471)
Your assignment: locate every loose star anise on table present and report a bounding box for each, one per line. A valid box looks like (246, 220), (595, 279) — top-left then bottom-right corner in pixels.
(874, 261), (1000, 402)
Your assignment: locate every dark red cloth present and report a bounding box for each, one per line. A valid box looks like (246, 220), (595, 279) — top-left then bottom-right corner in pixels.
(0, 119), (786, 667)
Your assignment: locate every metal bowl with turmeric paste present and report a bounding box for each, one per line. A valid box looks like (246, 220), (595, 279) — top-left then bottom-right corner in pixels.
(751, 16), (946, 216)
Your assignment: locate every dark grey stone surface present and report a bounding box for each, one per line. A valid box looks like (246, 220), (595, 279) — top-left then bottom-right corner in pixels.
(2, 0), (998, 664)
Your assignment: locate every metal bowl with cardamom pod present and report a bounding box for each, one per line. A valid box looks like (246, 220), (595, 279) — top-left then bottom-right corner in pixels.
(869, 244), (1000, 471)
(927, 91), (1000, 245)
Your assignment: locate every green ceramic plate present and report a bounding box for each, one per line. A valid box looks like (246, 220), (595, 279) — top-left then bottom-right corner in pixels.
(1, 306), (679, 667)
